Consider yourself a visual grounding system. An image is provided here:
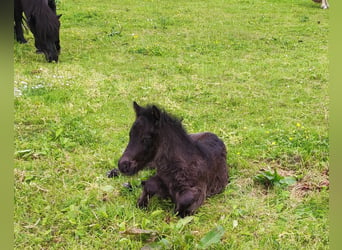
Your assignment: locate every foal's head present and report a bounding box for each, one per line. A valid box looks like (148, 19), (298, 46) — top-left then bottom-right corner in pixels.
(118, 102), (161, 175)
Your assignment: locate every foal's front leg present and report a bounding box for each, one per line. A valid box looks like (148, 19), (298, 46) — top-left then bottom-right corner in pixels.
(137, 175), (168, 208)
(175, 187), (206, 217)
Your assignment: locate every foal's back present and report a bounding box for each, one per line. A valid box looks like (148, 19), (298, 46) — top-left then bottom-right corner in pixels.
(191, 132), (228, 196)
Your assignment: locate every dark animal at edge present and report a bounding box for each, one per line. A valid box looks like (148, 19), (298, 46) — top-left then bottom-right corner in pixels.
(14, 0), (61, 62)
(312, 0), (329, 9)
(115, 102), (229, 217)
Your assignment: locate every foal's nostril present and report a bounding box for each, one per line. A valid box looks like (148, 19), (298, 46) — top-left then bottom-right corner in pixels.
(118, 160), (131, 173)
(123, 161), (130, 169)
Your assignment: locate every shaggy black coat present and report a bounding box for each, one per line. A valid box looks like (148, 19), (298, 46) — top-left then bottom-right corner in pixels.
(118, 102), (229, 217)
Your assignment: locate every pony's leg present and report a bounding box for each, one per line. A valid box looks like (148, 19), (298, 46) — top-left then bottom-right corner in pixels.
(175, 188), (205, 217)
(321, 0), (329, 9)
(137, 175), (168, 208)
(14, 7), (26, 43)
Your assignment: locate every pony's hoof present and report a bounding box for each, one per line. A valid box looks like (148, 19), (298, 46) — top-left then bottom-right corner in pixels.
(36, 49), (44, 54)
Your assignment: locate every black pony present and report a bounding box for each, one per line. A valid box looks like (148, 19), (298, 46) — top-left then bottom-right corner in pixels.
(14, 0), (61, 62)
(117, 102), (229, 217)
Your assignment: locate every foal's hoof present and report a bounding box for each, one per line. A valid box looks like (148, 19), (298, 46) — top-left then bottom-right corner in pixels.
(106, 168), (120, 178)
(177, 210), (193, 218)
(137, 199), (148, 209)
(175, 208), (194, 218)
(36, 49), (44, 54)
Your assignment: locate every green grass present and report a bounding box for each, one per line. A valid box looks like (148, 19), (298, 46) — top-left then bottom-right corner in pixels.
(14, 0), (329, 249)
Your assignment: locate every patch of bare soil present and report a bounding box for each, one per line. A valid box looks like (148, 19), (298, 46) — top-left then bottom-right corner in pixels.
(291, 168), (329, 198)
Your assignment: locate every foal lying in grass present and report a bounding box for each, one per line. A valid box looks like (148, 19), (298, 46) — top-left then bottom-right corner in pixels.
(117, 102), (229, 217)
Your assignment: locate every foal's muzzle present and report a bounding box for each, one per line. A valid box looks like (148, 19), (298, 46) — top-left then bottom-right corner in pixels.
(118, 158), (138, 176)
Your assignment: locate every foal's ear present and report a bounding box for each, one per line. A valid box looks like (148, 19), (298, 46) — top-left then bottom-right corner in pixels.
(133, 101), (142, 116)
(152, 105), (161, 122)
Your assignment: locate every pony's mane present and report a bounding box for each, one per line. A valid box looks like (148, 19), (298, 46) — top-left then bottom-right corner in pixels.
(29, 0), (59, 39)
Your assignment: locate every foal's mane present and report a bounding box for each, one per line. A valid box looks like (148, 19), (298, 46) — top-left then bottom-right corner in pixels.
(143, 105), (189, 139)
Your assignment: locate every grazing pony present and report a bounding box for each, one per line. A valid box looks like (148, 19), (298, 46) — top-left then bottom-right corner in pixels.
(312, 0), (329, 9)
(14, 0), (61, 62)
(117, 102), (229, 217)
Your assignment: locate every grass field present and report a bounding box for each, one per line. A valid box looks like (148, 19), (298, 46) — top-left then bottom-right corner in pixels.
(14, 0), (329, 249)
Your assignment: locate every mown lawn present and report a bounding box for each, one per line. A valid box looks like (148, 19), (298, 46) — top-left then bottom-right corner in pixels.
(14, 0), (329, 249)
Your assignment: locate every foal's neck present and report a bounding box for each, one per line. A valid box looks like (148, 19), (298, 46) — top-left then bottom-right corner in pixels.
(155, 123), (194, 162)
